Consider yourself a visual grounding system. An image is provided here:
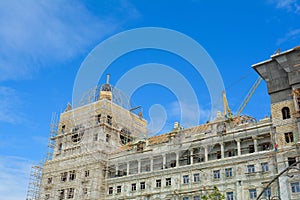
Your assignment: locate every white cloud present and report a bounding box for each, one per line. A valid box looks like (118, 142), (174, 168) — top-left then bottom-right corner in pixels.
(0, 156), (32, 200)
(0, 0), (139, 81)
(0, 86), (23, 124)
(277, 28), (300, 45)
(270, 0), (300, 13)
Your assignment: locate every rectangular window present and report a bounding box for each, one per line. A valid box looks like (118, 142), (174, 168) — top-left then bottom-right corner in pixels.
(226, 192), (234, 200)
(106, 134), (110, 142)
(288, 157), (296, 166)
(108, 187), (113, 195)
(47, 177), (52, 184)
(69, 170), (76, 181)
(183, 175), (189, 184)
(97, 114), (101, 123)
(58, 189), (65, 200)
(83, 188), (87, 195)
(140, 182), (145, 190)
(225, 168), (233, 177)
(193, 196), (200, 200)
(285, 132), (294, 143)
(249, 189), (257, 199)
(291, 182), (300, 193)
(84, 170), (89, 177)
(193, 173), (200, 182)
(61, 172), (67, 182)
(261, 162), (269, 172)
(67, 188), (74, 199)
(264, 188), (271, 198)
(117, 186), (121, 193)
(156, 179), (161, 188)
(249, 145), (255, 153)
(183, 197), (189, 200)
(166, 178), (172, 186)
(131, 183), (136, 191)
(213, 170), (220, 179)
(45, 194), (50, 200)
(247, 165), (255, 173)
(107, 115), (112, 125)
(93, 133), (98, 141)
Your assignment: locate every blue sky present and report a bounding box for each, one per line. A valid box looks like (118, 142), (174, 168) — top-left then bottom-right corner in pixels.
(0, 0), (300, 199)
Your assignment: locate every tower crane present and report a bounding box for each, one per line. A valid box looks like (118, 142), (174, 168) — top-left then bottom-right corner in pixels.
(222, 76), (263, 119)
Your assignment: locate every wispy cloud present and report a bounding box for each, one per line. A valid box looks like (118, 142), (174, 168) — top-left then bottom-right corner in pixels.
(0, 156), (32, 200)
(277, 28), (300, 44)
(0, 86), (23, 124)
(270, 0), (300, 13)
(0, 0), (139, 81)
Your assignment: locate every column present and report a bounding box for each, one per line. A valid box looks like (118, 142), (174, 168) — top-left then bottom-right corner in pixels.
(127, 162), (130, 175)
(176, 152), (180, 168)
(163, 154), (166, 169)
(204, 146), (208, 162)
(190, 149), (194, 165)
(115, 165), (119, 177)
(253, 136), (258, 152)
(235, 139), (241, 156)
(150, 157), (153, 172)
(220, 143), (224, 159)
(138, 160), (141, 174)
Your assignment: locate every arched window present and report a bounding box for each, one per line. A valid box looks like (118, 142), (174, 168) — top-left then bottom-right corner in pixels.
(282, 107), (291, 119)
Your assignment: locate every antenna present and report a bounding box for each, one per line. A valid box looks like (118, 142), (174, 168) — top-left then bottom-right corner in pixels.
(106, 74), (110, 84)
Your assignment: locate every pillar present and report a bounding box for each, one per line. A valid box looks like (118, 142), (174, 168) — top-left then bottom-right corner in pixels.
(236, 139), (241, 156)
(220, 143), (224, 159)
(190, 149), (194, 165)
(150, 157), (153, 172)
(163, 154), (166, 169)
(138, 160), (141, 173)
(115, 165), (119, 177)
(127, 162), (130, 175)
(204, 146), (208, 162)
(253, 136), (258, 152)
(176, 152), (180, 168)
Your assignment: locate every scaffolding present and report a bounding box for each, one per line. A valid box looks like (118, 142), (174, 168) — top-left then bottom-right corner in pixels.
(26, 164), (43, 200)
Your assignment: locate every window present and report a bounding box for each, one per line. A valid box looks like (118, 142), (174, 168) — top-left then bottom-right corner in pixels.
(58, 189), (65, 200)
(264, 188), (271, 198)
(261, 162), (269, 172)
(183, 197), (189, 200)
(93, 133), (98, 141)
(225, 168), (233, 177)
(166, 178), (172, 186)
(58, 143), (62, 151)
(67, 188), (74, 199)
(193, 196), (200, 200)
(213, 170), (220, 179)
(83, 188), (87, 195)
(226, 192), (234, 200)
(156, 179), (161, 188)
(117, 186), (121, 193)
(108, 187), (113, 195)
(228, 149), (235, 157)
(183, 175), (189, 184)
(71, 125), (84, 143)
(282, 107), (291, 119)
(61, 172), (67, 182)
(249, 189), (257, 199)
(170, 161), (176, 168)
(217, 151), (221, 159)
(249, 145), (255, 153)
(61, 125), (66, 134)
(247, 165), (255, 173)
(45, 194), (50, 200)
(84, 170), (89, 177)
(288, 157), (296, 166)
(194, 173), (200, 182)
(291, 182), (300, 193)
(285, 132), (294, 143)
(107, 115), (112, 125)
(97, 114), (101, 123)
(140, 182), (145, 190)
(106, 134), (110, 143)
(131, 183), (136, 191)
(69, 170), (76, 181)
(47, 177), (52, 184)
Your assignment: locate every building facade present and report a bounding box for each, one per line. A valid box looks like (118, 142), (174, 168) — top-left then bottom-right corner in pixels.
(37, 47), (300, 200)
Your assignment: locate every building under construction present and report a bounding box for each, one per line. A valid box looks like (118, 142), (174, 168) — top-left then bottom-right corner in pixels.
(27, 47), (300, 200)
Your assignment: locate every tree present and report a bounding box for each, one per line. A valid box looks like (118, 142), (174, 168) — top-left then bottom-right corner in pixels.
(202, 186), (225, 200)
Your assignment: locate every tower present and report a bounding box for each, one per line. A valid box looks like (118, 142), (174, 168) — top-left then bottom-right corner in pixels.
(253, 46), (300, 199)
(38, 76), (147, 200)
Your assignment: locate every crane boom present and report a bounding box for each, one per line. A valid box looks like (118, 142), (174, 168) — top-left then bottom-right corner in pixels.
(236, 77), (262, 116)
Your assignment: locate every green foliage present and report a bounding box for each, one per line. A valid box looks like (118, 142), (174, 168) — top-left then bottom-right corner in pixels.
(202, 186), (225, 200)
